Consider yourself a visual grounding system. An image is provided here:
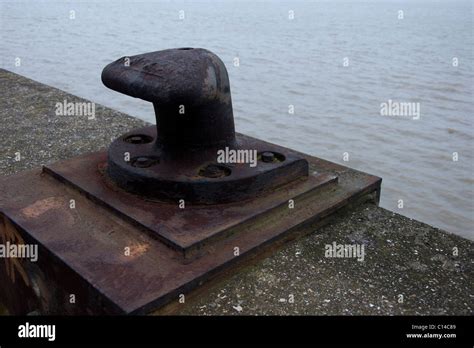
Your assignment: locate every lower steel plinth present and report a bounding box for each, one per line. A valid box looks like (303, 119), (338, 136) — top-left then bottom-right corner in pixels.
(0, 136), (381, 314)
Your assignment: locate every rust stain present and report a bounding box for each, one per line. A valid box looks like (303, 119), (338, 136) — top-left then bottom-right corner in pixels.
(20, 197), (64, 218)
(125, 242), (150, 260)
(0, 216), (30, 286)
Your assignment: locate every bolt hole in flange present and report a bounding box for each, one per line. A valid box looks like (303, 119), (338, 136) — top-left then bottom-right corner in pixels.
(199, 164), (231, 178)
(259, 151), (285, 163)
(124, 134), (153, 144)
(131, 156), (160, 168)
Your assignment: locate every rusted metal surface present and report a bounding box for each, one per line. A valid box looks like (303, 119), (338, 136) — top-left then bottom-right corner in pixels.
(102, 48), (309, 204)
(0, 146), (381, 314)
(0, 48), (382, 314)
(102, 48), (236, 148)
(44, 147), (336, 257)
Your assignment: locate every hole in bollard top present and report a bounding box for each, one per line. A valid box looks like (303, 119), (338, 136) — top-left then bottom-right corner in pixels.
(124, 134), (154, 144)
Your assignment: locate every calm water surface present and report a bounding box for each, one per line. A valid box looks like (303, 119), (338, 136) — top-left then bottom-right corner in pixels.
(1, 0), (472, 239)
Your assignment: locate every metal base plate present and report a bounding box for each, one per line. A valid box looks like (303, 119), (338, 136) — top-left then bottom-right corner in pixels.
(45, 157), (335, 258)
(0, 136), (381, 315)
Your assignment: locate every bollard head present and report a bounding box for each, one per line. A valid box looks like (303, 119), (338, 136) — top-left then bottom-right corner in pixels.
(102, 48), (235, 148)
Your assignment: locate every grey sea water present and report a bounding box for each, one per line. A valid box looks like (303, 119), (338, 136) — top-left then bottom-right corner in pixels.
(1, 0), (473, 239)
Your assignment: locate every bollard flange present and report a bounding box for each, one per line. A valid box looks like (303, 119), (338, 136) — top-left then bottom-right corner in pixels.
(107, 125), (309, 204)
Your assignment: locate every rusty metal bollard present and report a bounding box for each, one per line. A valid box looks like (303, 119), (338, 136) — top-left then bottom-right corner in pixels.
(102, 48), (308, 204)
(0, 48), (381, 315)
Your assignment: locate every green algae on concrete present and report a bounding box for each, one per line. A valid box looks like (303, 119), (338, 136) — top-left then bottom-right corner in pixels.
(0, 69), (472, 315)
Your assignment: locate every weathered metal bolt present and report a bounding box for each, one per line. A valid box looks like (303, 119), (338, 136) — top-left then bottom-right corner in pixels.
(127, 136), (145, 144)
(261, 152), (276, 163)
(124, 134), (153, 144)
(199, 164), (231, 178)
(132, 157), (158, 168)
